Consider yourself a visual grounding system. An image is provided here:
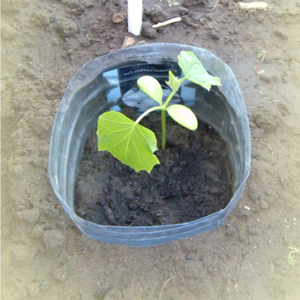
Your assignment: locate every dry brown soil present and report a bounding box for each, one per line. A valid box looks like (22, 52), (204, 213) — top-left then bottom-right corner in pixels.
(2, 0), (300, 299)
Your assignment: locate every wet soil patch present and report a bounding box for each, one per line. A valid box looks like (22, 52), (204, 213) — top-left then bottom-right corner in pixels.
(74, 108), (233, 226)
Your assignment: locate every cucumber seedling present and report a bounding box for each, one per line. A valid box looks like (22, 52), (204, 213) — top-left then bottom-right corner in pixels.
(97, 51), (221, 173)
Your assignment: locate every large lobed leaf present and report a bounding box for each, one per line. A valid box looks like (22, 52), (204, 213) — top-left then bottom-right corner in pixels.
(178, 51), (221, 91)
(97, 111), (160, 173)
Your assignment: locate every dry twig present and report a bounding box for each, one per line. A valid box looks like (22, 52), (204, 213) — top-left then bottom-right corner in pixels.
(153, 17), (182, 29)
(159, 276), (174, 298)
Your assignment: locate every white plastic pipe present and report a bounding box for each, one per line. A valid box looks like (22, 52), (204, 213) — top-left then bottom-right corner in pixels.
(128, 0), (143, 36)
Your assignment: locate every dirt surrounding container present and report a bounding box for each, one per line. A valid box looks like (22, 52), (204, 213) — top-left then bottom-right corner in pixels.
(2, 0), (300, 299)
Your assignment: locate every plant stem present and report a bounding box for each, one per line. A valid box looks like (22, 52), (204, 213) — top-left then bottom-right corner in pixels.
(161, 108), (166, 150)
(135, 106), (162, 124)
(163, 77), (186, 109)
(160, 76), (186, 150)
(136, 76), (187, 150)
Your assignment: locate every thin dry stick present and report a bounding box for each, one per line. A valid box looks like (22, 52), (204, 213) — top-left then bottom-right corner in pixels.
(275, 141), (284, 151)
(129, 217), (142, 227)
(212, 0), (220, 12)
(159, 276), (174, 299)
(153, 17), (182, 28)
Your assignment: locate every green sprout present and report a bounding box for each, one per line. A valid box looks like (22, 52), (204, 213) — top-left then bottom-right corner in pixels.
(288, 246), (300, 267)
(257, 50), (268, 63)
(97, 51), (221, 173)
(254, 65), (265, 76)
(166, 0), (179, 6)
(257, 47), (276, 63)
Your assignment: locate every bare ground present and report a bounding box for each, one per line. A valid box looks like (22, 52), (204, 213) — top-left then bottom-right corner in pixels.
(2, 0), (300, 299)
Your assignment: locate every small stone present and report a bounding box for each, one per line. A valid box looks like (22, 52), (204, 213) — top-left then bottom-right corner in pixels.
(142, 21), (158, 39)
(1, 24), (17, 40)
(260, 200), (269, 209)
(247, 182), (260, 200)
(248, 225), (261, 236)
(181, 15), (192, 26)
(121, 36), (135, 48)
(28, 282), (40, 297)
(68, 2), (85, 15)
(226, 224), (238, 236)
(235, 208), (251, 221)
(259, 74), (270, 83)
(30, 224), (44, 239)
(112, 13), (124, 24)
(185, 254), (193, 260)
(191, 13), (202, 21)
(56, 18), (78, 37)
(254, 106), (281, 132)
(151, 10), (170, 23)
(210, 30), (220, 40)
(80, 36), (91, 47)
(49, 14), (57, 23)
(182, 0), (206, 8)
(172, 7), (190, 15)
(32, 116), (54, 138)
(274, 30), (288, 40)
(30, 12), (50, 27)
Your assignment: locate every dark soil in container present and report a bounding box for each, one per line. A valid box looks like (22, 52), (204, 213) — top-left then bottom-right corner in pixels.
(74, 107), (233, 226)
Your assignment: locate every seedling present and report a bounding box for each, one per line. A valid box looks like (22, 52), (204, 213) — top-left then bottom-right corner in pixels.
(288, 246), (300, 267)
(166, 0), (179, 6)
(257, 47), (276, 63)
(257, 50), (268, 63)
(254, 65), (265, 76)
(97, 51), (221, 173)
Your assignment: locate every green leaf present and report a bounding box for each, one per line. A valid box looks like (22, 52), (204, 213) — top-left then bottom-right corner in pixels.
(178, 51), (221, 91)
(166, 70), (182, 92)
(97, 111), (160, 173)
(167, 104), (198, 130)
(137, 76), (163, 106)
(257, 50), (267, 62)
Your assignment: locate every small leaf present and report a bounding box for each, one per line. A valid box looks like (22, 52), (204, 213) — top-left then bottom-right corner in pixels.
(137, 76), (163, 106)
(178, 51), (221, 91)
(257, 51), (266, 62)
(97, 111), (160, 173)
(166, 70), (182, 92)
(167, 104), (198, 130)
(257, 51), (264, 58)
